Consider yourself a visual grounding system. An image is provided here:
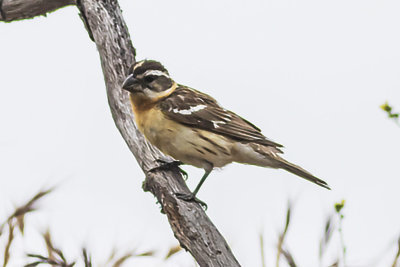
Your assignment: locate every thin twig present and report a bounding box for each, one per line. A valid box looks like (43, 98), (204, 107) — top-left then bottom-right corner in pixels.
(260, 231), (266, 267)
(0, 188), (54, 234)
(282, 249), (297, 267)
(26, 231), (74, 267)
(392, 236), (400, 267)
(3, 222), (15, 267)
(319, 215), (334, 266)
(165, 244), (182, 260)
(108, 249), (155, 267)
(82, 249), (92, 267)
(1, 189), (52, 267)
(111, 252), (134, 267)
(276, 202), (292, 267)
(25, 253), (75, 267)
(335, 200), (346, 266)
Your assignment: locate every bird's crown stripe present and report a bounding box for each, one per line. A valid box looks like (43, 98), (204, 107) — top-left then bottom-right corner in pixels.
(144, 70), (170, 78)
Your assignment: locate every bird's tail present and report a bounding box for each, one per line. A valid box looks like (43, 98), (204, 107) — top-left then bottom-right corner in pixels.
(232, 143), (330, 189)
(276, 157), (330, 190)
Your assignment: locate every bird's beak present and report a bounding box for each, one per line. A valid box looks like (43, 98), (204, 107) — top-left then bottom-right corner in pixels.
(122, 74), (138, 92)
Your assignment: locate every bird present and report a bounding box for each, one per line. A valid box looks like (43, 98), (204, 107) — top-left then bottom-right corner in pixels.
(122, 60), (330, 207)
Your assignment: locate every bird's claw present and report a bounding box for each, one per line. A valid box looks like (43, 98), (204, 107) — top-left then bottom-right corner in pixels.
(175, 192), (208, 210)
(178, 168), (188, 180)
(151, 159), (188, 179)
(150, 159), (182, 171)
(155, 159), (183, 167)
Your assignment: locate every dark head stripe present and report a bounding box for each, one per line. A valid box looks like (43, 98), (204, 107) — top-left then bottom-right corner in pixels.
(132, 60), (169, 77)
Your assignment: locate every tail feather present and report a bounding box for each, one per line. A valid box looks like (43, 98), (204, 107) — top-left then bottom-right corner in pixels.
(233, 142), (330, 189)
(277, 158), (330, 190)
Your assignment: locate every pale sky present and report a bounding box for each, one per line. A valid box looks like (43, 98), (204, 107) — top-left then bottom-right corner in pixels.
(1, 0), (400, 266)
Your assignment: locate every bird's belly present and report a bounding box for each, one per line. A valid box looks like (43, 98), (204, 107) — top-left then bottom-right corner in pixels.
(135, 109), (234, 169)
(163, 127), (234, 169)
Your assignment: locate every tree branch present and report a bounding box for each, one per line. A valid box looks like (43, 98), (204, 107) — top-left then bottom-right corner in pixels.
(3, 0), (241, 265)
(78, 1), (240, 265)
(0, 0), (75, 22)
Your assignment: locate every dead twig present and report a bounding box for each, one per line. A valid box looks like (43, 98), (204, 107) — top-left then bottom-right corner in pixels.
(276, 202), (292, 267)
(260, 231), (266, 267)
(3, 222), (15, 267)
(165, 244), (182, 260)
(282, 249), (297, 267)
(25, 253), (75, 267)
(1, 188), (53, 267)
(392, 236), (400, 267)
(319, 215), (334, 265)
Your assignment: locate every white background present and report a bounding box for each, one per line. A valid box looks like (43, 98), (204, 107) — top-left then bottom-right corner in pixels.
(1, 0), (400, 266)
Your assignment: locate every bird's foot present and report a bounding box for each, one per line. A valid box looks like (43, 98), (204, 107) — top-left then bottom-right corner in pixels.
(150, 159), (188, 180)
(175, 192), (208, 210)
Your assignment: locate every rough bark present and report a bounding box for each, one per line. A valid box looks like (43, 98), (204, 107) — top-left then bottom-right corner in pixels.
(3, 0), (241, 266)
(0, 0), (75, 22)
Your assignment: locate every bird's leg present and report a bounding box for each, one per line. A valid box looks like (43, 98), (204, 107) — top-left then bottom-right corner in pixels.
(175, 166), (212, 210)
(192, 169), (211, 196)
(149, 159), (188, 179)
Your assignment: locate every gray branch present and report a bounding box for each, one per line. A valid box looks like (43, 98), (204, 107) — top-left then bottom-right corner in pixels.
(0, 0), (75, 22)
(3, 0), (241, 266)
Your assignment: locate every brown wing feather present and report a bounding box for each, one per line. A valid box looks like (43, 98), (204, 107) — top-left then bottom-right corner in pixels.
(158, 86), (283, 149)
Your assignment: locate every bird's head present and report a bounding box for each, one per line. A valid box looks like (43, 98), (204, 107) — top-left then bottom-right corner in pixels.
(122, 60), (176, 103)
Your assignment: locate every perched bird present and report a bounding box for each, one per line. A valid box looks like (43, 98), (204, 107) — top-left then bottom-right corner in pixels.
(122, 60), (330, 206)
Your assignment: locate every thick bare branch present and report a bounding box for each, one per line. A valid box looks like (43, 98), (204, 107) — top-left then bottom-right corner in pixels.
(76, 0), (241, 266)
(144, 169), (240, 266)
(0, 0), (75, 22)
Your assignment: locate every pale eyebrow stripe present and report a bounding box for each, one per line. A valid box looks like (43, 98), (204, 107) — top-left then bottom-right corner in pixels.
(133, 61), (145, 70)
(144, 70), (170, 78)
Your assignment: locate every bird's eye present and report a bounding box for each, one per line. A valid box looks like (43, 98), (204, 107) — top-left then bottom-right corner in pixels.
(144, 76), (155, 83)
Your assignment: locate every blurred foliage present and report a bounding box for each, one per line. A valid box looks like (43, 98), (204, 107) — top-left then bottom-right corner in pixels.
(276, 202), (295, 267)
(2, 190), (400, 267)
(259, 230), (266, 267)
(393, 237), (400, 267)
(334, 200), (345, 214)
(165, 245), (182, 260)
(0, 189), (183, 267)
(319, 215), (334, 264)
(335, 200), (347, 266)
(381, 102), (400, 125)
(0, 189), (52, 267)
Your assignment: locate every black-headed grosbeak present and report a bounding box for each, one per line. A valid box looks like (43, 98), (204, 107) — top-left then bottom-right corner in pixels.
(122, 60), (330, 206)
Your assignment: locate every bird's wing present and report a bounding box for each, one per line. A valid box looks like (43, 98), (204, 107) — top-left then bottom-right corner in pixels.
(158, 86), (283, 148)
